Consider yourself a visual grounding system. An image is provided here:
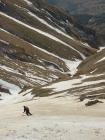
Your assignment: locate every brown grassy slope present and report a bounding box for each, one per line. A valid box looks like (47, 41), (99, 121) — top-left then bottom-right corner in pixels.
(0, 0), (101, 98)
(0, 30), (69, 72)
(0, 1), (96, 58)
(0, 40), (68, 89)
(76, 49), (105, 75)
(0, 14), (83, 60)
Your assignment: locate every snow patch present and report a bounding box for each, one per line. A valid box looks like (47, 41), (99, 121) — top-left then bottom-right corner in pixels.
(96, 57), (105, 64)
(63, 59), (81, 76)
(0, 27), (10, 33)
(0, 79), (21, 94)
(43, 75), (105, 93)
(23, 0), (32, 6)
(0, 65), (22, 75)
(1, 89), (33, 104)
(0, 39), (9, 45)
(97, 46), (105, 52)
(90, 68), (97, 74)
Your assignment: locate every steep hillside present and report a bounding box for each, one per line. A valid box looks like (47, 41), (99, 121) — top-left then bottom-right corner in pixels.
(0, 0), (99, 48)
(0, 0), (97, 101)
(1, 0), (105, 105)
(48, 0), (105, 46)
(36, 47), (105, 102)
(48, 0), (105, 15)
(77, 48), (105, 75)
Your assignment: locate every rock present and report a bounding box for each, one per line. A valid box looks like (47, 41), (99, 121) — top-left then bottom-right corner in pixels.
(85, 99), (103, 106)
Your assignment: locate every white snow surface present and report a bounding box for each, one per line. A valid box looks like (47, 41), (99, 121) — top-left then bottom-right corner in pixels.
(0, 79), (21, 94)
(43, 75), (105, 93)
(63, 59), (81, 76)
(1, 89), (33, 104)
(0, 95), (105, 140)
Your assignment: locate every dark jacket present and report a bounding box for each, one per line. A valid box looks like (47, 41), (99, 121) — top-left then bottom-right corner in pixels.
(23, 106), (32, 116)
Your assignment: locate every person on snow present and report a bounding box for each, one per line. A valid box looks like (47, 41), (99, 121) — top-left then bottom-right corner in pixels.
(23, 106), (32, 116)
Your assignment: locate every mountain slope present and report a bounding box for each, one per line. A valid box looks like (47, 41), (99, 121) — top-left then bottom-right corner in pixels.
(0, 2), (105, 140)
(48, 0), (105, 46)
(0, 0), (97, 102)
(0, 0), (104, 104)
(36, 48), (105, 101)
(48, 0), (105, 15)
